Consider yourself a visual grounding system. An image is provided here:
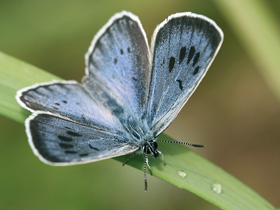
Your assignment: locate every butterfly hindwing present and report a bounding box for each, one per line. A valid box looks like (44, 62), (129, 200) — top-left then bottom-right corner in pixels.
(27, 113), (139, 165)
(147, 13), (223, 136)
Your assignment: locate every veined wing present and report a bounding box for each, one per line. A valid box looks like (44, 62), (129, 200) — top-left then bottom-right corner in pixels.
(17, 81), (124, 133)
(27, 113), (139, 165)
(83, 11), (151, 121)
(147, 13), (223, 136)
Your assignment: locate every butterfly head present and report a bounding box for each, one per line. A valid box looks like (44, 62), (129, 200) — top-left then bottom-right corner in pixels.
(143, 140), (159, 158)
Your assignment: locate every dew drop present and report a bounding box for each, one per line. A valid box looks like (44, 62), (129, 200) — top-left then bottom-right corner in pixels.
(212, 183), (222, 194)
(177, 170), (186, 178)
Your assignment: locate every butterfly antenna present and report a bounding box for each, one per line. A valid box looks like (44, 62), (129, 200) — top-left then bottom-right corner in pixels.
(156, 140), (205, 148)
(144, 154), (148, 192)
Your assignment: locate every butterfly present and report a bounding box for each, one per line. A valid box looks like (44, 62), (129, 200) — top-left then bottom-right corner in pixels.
(16, 11), (223, 191)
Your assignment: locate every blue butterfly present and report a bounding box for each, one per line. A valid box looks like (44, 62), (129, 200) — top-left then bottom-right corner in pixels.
(16, 11), (223, 191)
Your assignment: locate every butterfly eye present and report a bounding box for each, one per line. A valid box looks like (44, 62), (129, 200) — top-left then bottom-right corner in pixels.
(152, 141), (158, 150)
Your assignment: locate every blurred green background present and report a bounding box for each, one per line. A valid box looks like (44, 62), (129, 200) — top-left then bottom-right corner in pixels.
(1, 0), (280, 209)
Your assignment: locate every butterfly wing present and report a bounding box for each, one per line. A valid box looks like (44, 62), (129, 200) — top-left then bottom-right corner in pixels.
(27, 113), (139, 165)
(16, 11), (152, 164)
(17, 81), (139, 164)
(17, 81), (124, 133)
(17, 12), (223, 165)
(83, 11), (151, 121)
(147, 13), (223, 136)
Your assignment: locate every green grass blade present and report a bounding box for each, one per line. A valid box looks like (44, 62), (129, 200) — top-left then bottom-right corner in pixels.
(0, 51), (276, 210)
(116, 139), (275, 210)
(0, 51), (61, 123)
(214, 0), (280, 102)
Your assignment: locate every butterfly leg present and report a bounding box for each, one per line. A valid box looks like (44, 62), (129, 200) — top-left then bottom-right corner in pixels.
(122, 152), (136, 166)
(144, 153), (153, 192)
(145, 154), (153, 175)
(157, 150), (166, 165)
(144, 154), (148, 192)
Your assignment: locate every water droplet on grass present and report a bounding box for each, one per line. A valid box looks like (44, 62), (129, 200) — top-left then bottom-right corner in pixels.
(177, 170), (186, 178)
(212, 183), (222, 194)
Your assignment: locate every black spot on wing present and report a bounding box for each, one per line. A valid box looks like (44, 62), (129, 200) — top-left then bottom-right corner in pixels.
(179, 47), (186, 64)
(89, 143), (100, 151)
(55, 103), (60, 106)
(169, 57), (175, 72)
(58, 135), (73, 142)
(193, 52), (200, 66)
(62, 100), (67, 104)
(59, 143), (74, 149)
(127, 47), (131, 53)
(193, 66), (200, 75)
(176, 80), (183, 90)
(65, 150), (77, 154)
(114, 58), (118, 64)
(79, 153), (89, 157)
(187, 46), (195, 64)
(120, 49), (124, 54)
(66, 131), (82, 137)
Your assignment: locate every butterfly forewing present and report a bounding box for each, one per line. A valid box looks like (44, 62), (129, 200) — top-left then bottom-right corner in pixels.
(83, 12), (151, 120)
(17, 81), (124, 133)
(147, 13), (223, 136)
